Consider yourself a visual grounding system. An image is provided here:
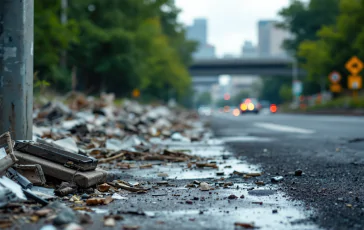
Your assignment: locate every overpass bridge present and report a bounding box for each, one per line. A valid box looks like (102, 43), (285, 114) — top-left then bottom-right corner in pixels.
(189, 58), (306, 77)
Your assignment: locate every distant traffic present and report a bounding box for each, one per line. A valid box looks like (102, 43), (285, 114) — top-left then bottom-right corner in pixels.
(198, 98), (278, 117)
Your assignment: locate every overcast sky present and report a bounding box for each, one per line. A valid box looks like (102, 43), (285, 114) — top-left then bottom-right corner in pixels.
(175, 0), (292, 57)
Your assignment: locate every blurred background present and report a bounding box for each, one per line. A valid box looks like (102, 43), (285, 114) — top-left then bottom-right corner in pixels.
(33, 0), (364, 112)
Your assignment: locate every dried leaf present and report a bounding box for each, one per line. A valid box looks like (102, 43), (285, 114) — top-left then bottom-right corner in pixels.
(30, 215), (39, 223)
(234, 222), (255, 229)
(34, 208), (52, 217)
(104, 196), (114, 205)
(139, 164), (153, 169)
(86, 198), (105, 206)
(98, 183), (111, 192)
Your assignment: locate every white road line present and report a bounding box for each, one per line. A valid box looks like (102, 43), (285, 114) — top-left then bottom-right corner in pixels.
(254, 122), (315, 134)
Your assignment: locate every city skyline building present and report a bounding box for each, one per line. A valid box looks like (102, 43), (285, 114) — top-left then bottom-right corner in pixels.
(187, 18), (216, 59)
(257, 20), (290, 57)
(241, 40), (258, 58)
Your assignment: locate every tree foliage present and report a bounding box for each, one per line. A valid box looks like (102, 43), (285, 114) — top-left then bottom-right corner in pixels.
(259, 77), (292, 104)
(297, 0), (364, 89)
(34, 0), (197, 101)
(277, 0), (340, 93)
(278, 0), (364, 93)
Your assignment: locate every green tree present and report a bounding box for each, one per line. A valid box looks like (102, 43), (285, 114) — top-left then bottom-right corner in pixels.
(260, 77), (292, 104)
(298, 0), (364, 90)
(277, 0), (340, 93)
(34, 0), (197, 101)
(278, 0), (339, 56)
(34, 1), (79, 91)
(279, 84), (293, 102)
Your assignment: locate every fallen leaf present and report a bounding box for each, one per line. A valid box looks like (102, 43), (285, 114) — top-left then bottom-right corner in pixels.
(73, 206), (93, 212)
(234, 222), (255, 229)
(34, 208), (52, 217)
(140, 164), (153, 169)
(86, 198), (105, 206)
(104, 196), (114, 205)
(30, 215), (39, 223)
(245, 173), (262, 177)
(98, 183), (111, 192)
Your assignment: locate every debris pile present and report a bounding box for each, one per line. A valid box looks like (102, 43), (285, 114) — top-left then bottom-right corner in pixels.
(0, 93), (210, 228)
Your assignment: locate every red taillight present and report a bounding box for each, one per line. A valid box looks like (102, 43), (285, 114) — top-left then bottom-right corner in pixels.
(270, 104), (277, 113)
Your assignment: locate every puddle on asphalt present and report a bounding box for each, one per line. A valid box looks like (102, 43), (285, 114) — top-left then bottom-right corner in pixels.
(107, 142), (261, 180)
(144, 186), (320, 230)
(108, 158), (260, 180)
(104, 139), (319, 229)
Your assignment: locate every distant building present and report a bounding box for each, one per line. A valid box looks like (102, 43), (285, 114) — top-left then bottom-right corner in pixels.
(270, 26), (291, 57)
(258, 20), (290, 58)
(195, 44), (216, 59)
(187, 18), (216, 59)
(241, 41), (258, 58)
(187, 18), (207, 45)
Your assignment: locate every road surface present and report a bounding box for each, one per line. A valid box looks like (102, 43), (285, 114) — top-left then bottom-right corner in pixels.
(211, 113), (364, 230)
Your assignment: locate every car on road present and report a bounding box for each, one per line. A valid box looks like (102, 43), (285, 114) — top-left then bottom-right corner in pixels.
(240, 98), (261, 114)
(260, 100), (278, 114)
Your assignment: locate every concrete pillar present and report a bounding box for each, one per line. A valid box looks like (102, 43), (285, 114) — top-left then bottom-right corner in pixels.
(0, 0), (34, 140)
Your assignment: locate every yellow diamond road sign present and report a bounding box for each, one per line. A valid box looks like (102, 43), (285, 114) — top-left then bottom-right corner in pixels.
(345, 56), (364, 75)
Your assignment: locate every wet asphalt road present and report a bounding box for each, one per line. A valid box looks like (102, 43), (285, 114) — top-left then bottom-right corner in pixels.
(12, 113), (364, 230)
(211, 112), (364, 230)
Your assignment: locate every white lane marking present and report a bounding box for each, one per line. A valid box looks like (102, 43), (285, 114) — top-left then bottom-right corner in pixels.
(254, 122), (315, 134)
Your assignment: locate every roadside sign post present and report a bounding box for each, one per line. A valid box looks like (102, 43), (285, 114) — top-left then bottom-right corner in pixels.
(328, 71), (342, 93)
(345, 56), (363, 98)
(293, 80), (303, 97)
(0, 1), (34, 140)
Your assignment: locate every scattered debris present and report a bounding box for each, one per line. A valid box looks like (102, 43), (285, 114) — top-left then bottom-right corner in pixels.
(348, 138), (364, 143)
(200, 182), (211, 191)
(228, 194), (238, 199)
(294, 169), (303, 176)
(122, 226), (140, 230)
(97, 183), (111, 192)
(234, 222), (256, 229)
(196, 163), (218, 169)
(271, 176), (284, 183)
(0, 132), (17, 173)
(104, 217), (116, 227)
